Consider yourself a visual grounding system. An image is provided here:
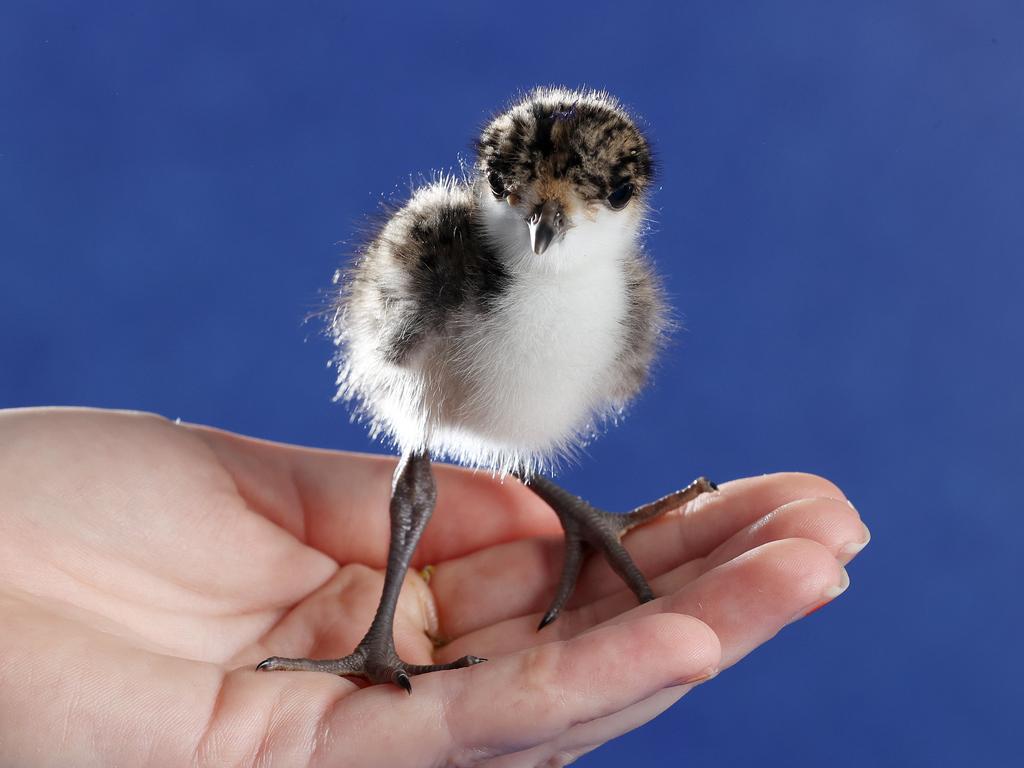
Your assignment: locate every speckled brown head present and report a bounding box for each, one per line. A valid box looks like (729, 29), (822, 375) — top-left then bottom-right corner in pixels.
(475, 87), (654, 255)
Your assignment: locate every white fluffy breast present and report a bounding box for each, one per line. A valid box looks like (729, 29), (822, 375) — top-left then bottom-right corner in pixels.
(343, 188), (643, 475)
(419, 194), (637, 473)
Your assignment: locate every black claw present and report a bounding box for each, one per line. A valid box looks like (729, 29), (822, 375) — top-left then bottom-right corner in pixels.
(537, 611), (558, 631)
(708, 479), (719, 491)
(394, 670), (412, 694)
(467, 656), (487, 664)
(256, 658), (275, 671)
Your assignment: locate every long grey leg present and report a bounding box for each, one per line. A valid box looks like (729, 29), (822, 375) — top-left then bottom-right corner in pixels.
(524, 475), (718, 630)
(257, 451), (485, 692)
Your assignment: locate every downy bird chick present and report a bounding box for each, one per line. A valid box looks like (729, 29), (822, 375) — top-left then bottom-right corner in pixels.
(258, 87), (716, 692)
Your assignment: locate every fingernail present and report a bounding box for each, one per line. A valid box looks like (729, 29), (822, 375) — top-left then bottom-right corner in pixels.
(824, 565), (850, 599)
(788, 567), (850, 624)
(679, 667), (719, 686)
(839, 523), (871, 563)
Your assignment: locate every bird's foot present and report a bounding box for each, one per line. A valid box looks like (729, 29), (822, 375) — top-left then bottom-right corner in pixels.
(257, 636), (486, 693)
(530, 476), (718, 630)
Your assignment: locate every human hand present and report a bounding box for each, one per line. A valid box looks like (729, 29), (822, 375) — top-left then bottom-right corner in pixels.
(0, 408), (867, 767)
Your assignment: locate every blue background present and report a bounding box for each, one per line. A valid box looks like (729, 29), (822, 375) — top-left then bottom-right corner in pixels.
(2, 1), (1020, 765)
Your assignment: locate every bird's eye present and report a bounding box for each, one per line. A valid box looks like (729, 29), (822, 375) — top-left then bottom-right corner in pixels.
(607, 183), (634, 210)
(487, 171), (507, 199)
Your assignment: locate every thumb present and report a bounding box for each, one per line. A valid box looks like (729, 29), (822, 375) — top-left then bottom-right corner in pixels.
(313, 613), (720, 767)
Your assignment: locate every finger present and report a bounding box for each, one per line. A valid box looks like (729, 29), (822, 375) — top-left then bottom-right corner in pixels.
(430, 477), (861, 640)
(439, 538), (845, 668)
(634, 538), (847, 668)
(694, 496), (868, 579)
(314, 613), (720, 767)
(186, 423), (561, 566)
(467, 525), (857, 766)
(480, 685), (691, 768)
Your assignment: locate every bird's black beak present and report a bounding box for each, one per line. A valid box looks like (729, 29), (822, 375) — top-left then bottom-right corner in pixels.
(528, 200), (565, 255)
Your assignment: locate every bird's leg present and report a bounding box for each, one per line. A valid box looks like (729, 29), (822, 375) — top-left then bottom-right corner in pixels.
(523, 475), (718, 630)
(257, 451), (485, 692)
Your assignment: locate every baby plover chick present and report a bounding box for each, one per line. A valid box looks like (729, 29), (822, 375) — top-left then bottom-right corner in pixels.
(257, 87), (716, 691)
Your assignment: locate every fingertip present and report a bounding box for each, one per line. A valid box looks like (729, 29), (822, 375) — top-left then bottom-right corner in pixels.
(740, 538), (851, 629)
(839, 521), (871, 564)
(721, 497), (869, 569)
(561, 613), (721, 696)
(747, 537), (845, 607)
(657, 537), (849, 670)
(618, 613), (722, 688)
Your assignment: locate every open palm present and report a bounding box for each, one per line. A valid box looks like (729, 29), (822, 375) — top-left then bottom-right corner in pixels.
(0, 408), (866, 767)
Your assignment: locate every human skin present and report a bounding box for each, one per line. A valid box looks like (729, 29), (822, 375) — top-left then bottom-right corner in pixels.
(0, 408), (867, 767)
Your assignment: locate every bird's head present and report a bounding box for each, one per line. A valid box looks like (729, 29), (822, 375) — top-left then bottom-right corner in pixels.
(475, 87), (653, 262)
